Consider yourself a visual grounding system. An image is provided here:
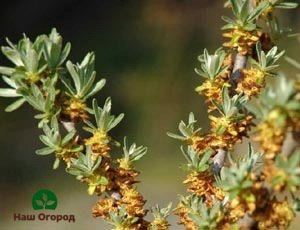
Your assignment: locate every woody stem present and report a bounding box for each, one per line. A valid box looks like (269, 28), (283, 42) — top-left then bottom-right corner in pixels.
(213, 148), (226, 174)
(61, 121), (76, 132)
(232, 53), (247, 83)
(213, 53), (248, 172)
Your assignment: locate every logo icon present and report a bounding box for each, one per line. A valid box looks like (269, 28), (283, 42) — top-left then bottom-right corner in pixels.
(32, 190), (57, 210)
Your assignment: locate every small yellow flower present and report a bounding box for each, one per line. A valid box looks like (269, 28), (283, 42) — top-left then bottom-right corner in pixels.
(255, 198), (294, 229)
(92, 197), (118, 219)
(183, 172), (226, 202)
(61, 97), (88, 122)
(197, 78), (230, 112)
(25, 71), (41, 83)
(119, 188), (147, 217)
(85, 131), (111, 159)
(150, 218), (170, 230)
(236, 68), (266, 97)
(174, 204), (198, 230)
(223, 28), (260, 55)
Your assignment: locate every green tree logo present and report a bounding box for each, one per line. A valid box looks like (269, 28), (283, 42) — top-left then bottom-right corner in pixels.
(32, 190), (57, 210)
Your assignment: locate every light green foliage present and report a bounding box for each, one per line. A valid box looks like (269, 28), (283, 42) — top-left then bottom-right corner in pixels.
(150, 203), (172, 230)
(195, 48), (228, 81)
(212, 90), (248, 137)
(293, 198), (300, 213)
(21, 77), (59, 128)
(0, 28), (70, 77)
(178, 194), (224, 230)
(0, 29), (69, 118)
(66, 145), (105, 180)
(167, 112), (201, 142)
(151, 203), (172, 221)
(252, 42), (285, 72)
(62, 52), (106, 100)
(0, 28), (167, 228)
(66, 145), (108, 195)
(36, 117), (83, 169)
(43, 28), (71, 70)
(180, 146), (212, 173)
(119, 137), (147, 168)
(271, 152), (300, 192)
(222, 0), (268, 30)
(216, 144), (261, 199)
(0, 28), (108, 129)
(104, 206), (138, 229)
(83, 98), (124, 134)
(267, 0), (298, 9)
(0, 75), (26, 112)
(247, 76), (300, 124)
(0, 33), (51, 112)
(0, 35), (47, 81)
(212, 87), (247, 118)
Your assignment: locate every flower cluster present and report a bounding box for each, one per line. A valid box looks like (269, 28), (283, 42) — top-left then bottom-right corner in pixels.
(236, 42), (284, 97)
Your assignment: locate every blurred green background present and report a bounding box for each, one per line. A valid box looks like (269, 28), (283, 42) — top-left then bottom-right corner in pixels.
(0, 0), (299, 229)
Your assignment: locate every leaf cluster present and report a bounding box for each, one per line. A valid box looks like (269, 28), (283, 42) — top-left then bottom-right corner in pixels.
(66, 145), (104, 180)
(36, 117), (82, 169)
(179, 194), (224, 230)
(83, 98), (124, 135)
(167, 112), (201, 142)
(62, 52), (106, 100)
(212, 87), (247, 119)
(247, 76), (299, 121)
(195, 49), (228, 81)
(216, 144), (261, 199)
(271, 152), (300, 192)
(222, 0), (268, 31)
(0, 29), (69, 112)
(0, 28), (69, 81)
(104, 206), (138, 229)
(180, 146), (212, 173)
(119, 137), (147, 168)
(150, 203), (172, 226)
(20, 77), (59, 127)
(253, 42), (285, 72)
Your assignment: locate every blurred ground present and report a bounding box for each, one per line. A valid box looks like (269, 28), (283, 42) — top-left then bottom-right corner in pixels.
(0, 0), (299, 229)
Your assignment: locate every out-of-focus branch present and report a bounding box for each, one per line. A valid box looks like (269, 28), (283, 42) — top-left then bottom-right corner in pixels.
(282, 131), (300, 157)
